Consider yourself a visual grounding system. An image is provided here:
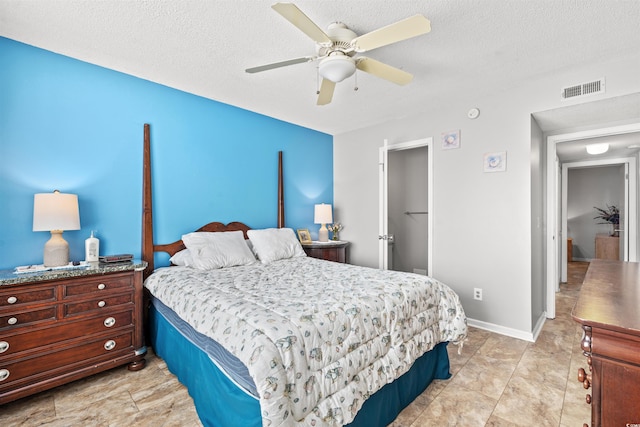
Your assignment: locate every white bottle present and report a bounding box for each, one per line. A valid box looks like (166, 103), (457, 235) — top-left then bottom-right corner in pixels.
(85, 230), (99, 263)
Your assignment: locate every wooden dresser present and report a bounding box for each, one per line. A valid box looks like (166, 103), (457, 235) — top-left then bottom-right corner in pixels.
(0, 261), (147, 404)
(571, 259), (640, 427)
(302, 241), (349, 263)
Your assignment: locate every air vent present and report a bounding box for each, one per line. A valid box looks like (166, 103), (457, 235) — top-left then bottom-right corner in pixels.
(561, 78), (605, 100)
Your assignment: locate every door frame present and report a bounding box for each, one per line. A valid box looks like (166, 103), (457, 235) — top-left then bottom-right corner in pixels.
(378, 137), (433, 273)
(561, 157), (636, 275)
(546, 122), (640, 319)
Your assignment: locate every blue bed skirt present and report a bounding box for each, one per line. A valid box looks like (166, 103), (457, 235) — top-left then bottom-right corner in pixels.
(149, 302), (451, 426)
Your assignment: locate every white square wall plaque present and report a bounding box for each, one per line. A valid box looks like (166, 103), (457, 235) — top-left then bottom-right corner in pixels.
(483, 151), (506, 172)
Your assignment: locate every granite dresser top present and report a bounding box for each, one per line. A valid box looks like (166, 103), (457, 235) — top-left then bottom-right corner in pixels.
(0, 260), (147, 287)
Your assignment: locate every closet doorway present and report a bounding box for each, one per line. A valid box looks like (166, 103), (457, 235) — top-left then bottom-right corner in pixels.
(378, 138), (433, 275)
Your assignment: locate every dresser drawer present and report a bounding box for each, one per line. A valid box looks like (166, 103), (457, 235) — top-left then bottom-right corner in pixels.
(0, 310), (133, 359)
(0, 286), (56, 309)
(63, 274), (133, 298)
(0, 306), (57, 331)
(0, 331), (134, 391)
(64, 292), (133, 317)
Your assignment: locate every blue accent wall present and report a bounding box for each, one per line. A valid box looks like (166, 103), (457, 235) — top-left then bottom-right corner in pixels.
(0, 37), (333, 270)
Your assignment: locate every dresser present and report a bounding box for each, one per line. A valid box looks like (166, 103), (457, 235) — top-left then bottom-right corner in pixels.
(571, 259), (640, 427)
(302, 241), (349, 263)
(0, 261), (147, 404)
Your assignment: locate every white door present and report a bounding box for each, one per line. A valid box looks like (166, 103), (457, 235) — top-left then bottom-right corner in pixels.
(378, 138), (433, 274)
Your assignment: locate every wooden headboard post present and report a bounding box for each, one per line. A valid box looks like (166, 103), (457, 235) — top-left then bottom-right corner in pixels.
(278, 151), (284, 228)
(142, 129), (286, 279)
(142, 124), (154, 279)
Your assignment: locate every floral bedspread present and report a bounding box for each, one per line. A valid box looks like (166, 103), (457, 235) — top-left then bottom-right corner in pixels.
(144, 257), (467, 427)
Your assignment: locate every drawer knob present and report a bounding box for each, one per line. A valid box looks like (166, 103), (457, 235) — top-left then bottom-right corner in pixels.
(7, 296), (17, 304)
(586, 394), (592, 404)
(104, 317), (116, 328)
(97, 283), (106, 290)
(98, 300), (106, 308)
(578, 368), (591, 389)
(0, 369), (9, 382)
(104, 340), (116, 351)
(7, 317), (17, 325)
(0, 341), (9, 353)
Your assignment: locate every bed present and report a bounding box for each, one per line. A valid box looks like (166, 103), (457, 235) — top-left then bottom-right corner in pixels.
(140, 124), (467, 426)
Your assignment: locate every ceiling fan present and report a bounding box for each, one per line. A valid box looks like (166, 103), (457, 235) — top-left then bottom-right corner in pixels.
(245, 3), (431, 106)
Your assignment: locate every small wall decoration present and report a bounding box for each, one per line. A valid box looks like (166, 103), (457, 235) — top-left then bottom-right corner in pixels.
(483, 151), (507, 172)
(297, 228), (312, 243)
(441, 130), (460, 150)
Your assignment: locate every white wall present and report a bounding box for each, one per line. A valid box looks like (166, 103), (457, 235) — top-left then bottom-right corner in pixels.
(530, 117), (545, 330)
(334, 51), (640, 338)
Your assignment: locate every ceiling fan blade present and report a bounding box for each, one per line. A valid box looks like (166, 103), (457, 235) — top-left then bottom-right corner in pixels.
(272, 3), (332, 46)
(356, 57), (413, 85)
(245, 56), (315, 73)
(351, 15), (431, 52)
(317, 79), (336, 106)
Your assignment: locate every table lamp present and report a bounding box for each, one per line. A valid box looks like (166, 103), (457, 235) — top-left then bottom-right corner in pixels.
(314, 203), (333, 242)
(33, 190), (81, 267)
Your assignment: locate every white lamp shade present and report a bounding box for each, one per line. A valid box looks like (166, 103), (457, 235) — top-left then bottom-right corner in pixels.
(314, 203), (333, 224)
(33, 192), (81, 231)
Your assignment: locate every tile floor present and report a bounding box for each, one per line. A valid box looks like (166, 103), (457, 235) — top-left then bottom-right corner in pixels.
(1, 262), (591, 426)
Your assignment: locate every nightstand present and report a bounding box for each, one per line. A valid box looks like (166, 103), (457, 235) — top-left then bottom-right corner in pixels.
(302, 241), (349, 263)
(0, 261), (147, 404)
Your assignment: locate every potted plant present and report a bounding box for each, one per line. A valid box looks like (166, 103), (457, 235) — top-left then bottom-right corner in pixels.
(594, 205), (620, 236)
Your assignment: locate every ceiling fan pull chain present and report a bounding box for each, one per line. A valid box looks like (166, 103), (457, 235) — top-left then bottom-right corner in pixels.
(316, 66), (321, 94)
(354, 71), (359, 92)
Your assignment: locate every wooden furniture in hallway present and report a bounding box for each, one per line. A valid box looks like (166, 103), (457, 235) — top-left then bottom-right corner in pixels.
(572, 259), (640, 427)
(594, 234), (619, 260)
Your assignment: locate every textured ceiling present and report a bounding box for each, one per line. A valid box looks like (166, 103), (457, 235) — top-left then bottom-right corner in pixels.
(1, 0), (639, 135)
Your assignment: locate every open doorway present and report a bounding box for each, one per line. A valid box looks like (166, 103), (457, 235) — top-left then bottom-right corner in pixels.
(388, 146), (429, 273)
(378, 138), (433, 275)
(545, 123), (640, 319)
(563, 161), (631, 269)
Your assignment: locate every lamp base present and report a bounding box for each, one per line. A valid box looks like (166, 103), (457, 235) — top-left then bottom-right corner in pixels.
(43, 230), (70, 267)
(318, 224), (329, 242)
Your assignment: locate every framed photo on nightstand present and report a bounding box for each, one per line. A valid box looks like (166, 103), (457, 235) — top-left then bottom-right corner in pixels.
(297, 229), (312, 244)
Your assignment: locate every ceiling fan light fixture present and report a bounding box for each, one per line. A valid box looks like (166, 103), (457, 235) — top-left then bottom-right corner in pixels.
(586, 143), (609, 155)
(319, 55), (356, 83)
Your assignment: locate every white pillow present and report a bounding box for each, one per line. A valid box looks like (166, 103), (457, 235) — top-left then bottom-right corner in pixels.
(169, 248), (194, 266)
(247, 228), (307, 264)
(182, 231), (257, 269)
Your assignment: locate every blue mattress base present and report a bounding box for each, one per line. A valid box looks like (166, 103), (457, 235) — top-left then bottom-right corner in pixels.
(149, 302), (451, 426)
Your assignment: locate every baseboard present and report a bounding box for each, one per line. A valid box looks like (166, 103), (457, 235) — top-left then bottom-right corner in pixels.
(466, 317), (541, 342)
(531, 312), (546, 341)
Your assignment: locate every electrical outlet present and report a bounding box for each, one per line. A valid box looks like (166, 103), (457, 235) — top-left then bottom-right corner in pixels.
(473, 288), (483, 301)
